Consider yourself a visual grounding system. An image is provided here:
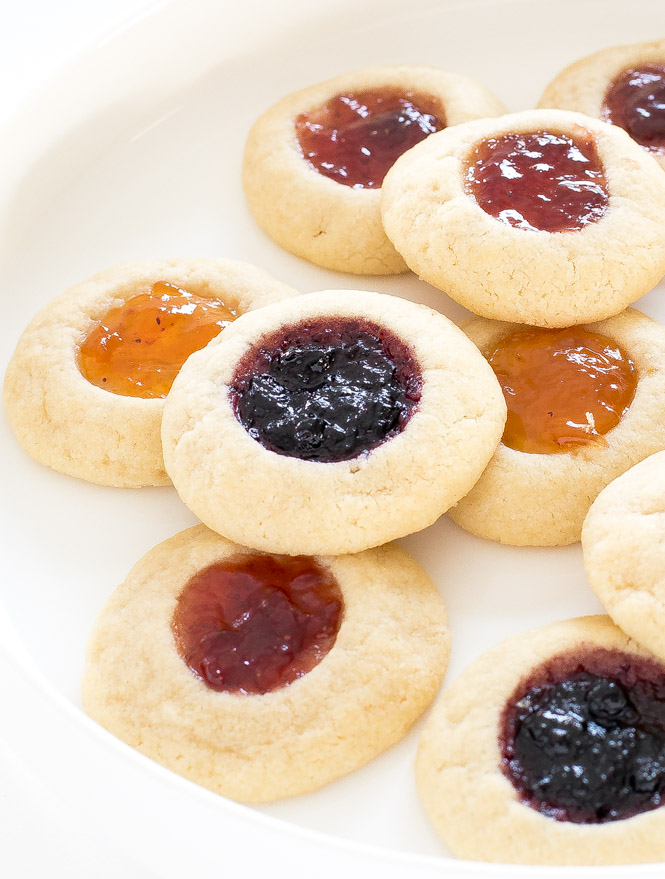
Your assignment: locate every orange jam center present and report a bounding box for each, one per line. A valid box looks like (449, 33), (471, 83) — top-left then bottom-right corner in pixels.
(488, 328), (637, 454)
(77, 281), (236, 398)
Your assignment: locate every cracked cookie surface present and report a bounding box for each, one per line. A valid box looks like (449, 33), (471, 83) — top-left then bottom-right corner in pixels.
(161, 290), (506, 555)
(381, 109), (665, 326)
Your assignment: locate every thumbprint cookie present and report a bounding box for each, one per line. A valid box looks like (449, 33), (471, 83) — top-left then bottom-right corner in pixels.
(83, 525), (450, 802)
(3, 258), (296, 487)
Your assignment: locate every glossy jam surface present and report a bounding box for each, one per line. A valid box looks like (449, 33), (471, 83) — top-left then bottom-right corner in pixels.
(231, 318), (421, 462)
(465, 130), (609, 232)
(487, 328), (637, 454)
(295, 87), (444, 189)
(172, 555), (343, 695)
(501, 648), (665, 823)
(603, 65), (665, 153)
(78, 281), (236, 398)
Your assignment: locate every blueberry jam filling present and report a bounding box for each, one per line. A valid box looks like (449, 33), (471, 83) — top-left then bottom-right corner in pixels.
(230, 318), (421, 463)
(501, 649), (665, 823)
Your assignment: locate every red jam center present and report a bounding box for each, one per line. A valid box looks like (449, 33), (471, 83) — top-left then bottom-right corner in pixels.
(465, 129), (609, 232)
(501, 648), (665, 823)
(78, 281), (236, 398)
(603, 65), (665, 153)
(172, 555), (343, 695)
(488, 328), (637, 455)
(295, 87), (445, 189)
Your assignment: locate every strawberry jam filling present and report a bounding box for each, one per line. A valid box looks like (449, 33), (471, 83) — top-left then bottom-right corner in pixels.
(172, 555), (343, 695)
(465, 129), (609, 232)
(487, 328), (637, 454)
(78, 281), (236, 398)
(231, 318), (421, 463)
(603, 65), (665, 153)
(501, 648), (665, 823)
(295, 87), (444, 189)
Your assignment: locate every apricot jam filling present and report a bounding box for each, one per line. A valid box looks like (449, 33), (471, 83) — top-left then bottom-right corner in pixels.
(487, 328), (637, 455)
(603, 65), (665, 154)
(230, 317), (421, 463)
(172, 555), (343, 695)
(295, 87), (444, 189)
(465, 130), (609, 232)
(78, 281), (236, 398)
(501, 648), (665, 823)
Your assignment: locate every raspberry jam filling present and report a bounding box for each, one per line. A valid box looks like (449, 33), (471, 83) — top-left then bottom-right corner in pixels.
(78, 281), (236, 398)
(230, 318), (421, 463)
(487, 328), (637, 454)
(501, 648), (665, 823)
(465, 129), (609, 232)
(603, 65), (665, 153)
(295, 87), (444, 189)
(172, 555), (343, 696)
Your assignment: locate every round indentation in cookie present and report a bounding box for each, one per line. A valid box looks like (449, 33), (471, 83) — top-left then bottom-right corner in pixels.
(583, 450), (665, 663)
(243, 65), (506, 274)
(501, 647), (665, 824)
(172, 554), (343, 694)
(602, 65), (665, 153)
(538, 40), (665, 170)
(230, 318), (420, 462)
(416, 616), (665, 865)
(487, 327), (637, 454)
(295, 88), (444, 189)
(82, 525), (450, 802)
(78, 281), (237, 398)
(465, 130), (608, 232)
(2, 259), (296, 487)
(381, 109), (665, 327)
(161, 290), (506, 555)
(448, 308), (665, 546)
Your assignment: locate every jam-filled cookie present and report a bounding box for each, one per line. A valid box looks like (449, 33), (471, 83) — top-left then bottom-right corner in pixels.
(381, 109), (665, 326)
(161, 290), (506, 555)
(243, 66), (506, 275)
(539, 39), (665, 171)
(583, 450), (665, 661)
(416, 615), (665, 865)
(448, 308), (665, 546)
(3, 259), (296, 487)
(83, 525), (450, 802)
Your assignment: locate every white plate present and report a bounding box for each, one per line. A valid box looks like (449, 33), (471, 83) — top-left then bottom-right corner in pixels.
(2, 0), (665, 875)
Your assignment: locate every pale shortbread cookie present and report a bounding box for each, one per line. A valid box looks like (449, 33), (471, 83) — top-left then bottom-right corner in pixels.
(381, 109), (665, 326)
(539, 39), (665, 171)
(83, 524), (450, 803)
(583, 450), (665, 660)
(161, 290), (506, 556)
(449, 308), (665, 546)
(3, 258), (296, 488)
(416, 615), (665, 865)
(243, 65), (506, 275)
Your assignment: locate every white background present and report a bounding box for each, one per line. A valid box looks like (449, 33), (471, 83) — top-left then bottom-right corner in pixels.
(0, 2), (157, 876)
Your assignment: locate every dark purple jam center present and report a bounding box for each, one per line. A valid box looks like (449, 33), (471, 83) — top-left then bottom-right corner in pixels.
(172, 555), (343, 695)
(603, 65), (665, 153)
(501, 649), (665, 823)
(230, 318), (421, 463)
(465, 130), (609, 232)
